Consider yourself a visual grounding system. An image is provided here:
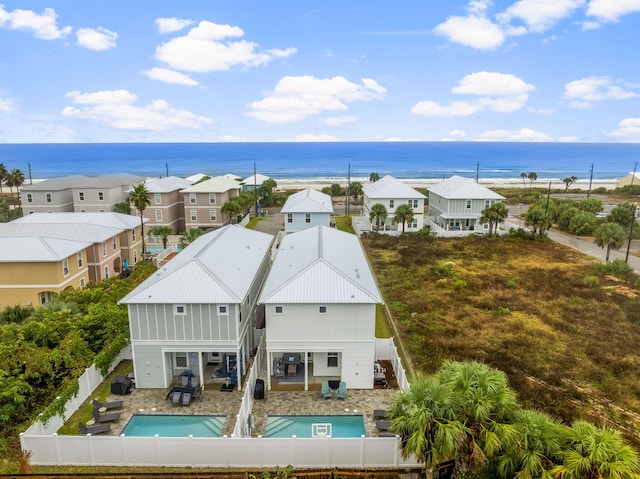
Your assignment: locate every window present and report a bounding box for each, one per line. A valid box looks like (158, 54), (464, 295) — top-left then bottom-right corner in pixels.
(102, 242), (107, 256)
(210, 209), (217, 222)
(133, 250), (138, 263)
(39, 292), (52, 305)
(132, 229), (136, 241)
(104, 266), (109, 279)
(408, 199), (418, 208)
(218, 305), (228, 315)
(78, 191), (85, 201)
(98, 191), (104, 201)
(209, 193), (216, 204)
(389, 199), (394, 208)
(305, 213), (311, 223)
(410, 219), (418, 228)
(191, 209), (197, 221)
(28, 210), (34, 215)
(77, 252), (83, 268)
(99, 209), (105, 213)
(189, 193), (196, 204)
(154, 193), (161, 204)
(327, 352), (339, 368)
(26, 193), (33, 203)
(175, 305), (186, 315)
(112, 237), (117, 250)
(175, 353), (187, 368)
(319, 306), (327, 314)
(156, 209), (162, 221)
(80, 209), (86, 213)
(275, 306), (283, 314)
(80, 278), (85, 287)
(287, 213), (293, 223)
(466, 200), (472, 209)
(62, 258), (69, 276)
(46, 193), (52, 203)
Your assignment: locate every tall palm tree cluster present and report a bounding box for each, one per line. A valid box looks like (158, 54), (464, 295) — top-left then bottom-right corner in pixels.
(0, 162), (26, 205)
(389, 360), (639, 479)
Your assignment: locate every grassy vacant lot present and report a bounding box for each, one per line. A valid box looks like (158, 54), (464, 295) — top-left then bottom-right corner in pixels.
(362, 233), (640, 443)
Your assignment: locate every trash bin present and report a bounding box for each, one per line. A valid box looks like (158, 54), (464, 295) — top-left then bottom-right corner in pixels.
(254, 379), (265, 399)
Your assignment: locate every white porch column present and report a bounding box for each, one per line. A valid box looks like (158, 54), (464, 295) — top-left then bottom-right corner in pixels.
(266, 350), (272, 390)
(304, 351), (308, 391)
(198, 351), (204, 390)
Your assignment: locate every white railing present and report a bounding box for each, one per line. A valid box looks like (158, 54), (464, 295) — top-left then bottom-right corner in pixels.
(232, 332), (266, 437)
(150, 244), (178, 267)
(375, 338), (410, 391)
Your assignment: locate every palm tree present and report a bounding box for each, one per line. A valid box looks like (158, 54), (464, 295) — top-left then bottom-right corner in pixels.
(0, 163), (7, 200)
(221, 199), (241, 223)
(350, 181), (363, 201)
(479, 202), (509, 235)
(370, 172), (380, 183)
(594, 222), (625, 262)
(394, 203), (414, 233)
(520, 171), (527, 188)
(551, 420), (639, 479)
(129, 183), (151, 256)
(528, 172), (538, 190)
(495, 409), (564, 479)
(563, 175), (578, 192)
(389, 373), (468, 473)
(179, 228), (203, 249)
(149, 225), (174, 249)
(369, 203), (387, 231)
(525, 205), (552, 236)
(7, 168), (25, 205)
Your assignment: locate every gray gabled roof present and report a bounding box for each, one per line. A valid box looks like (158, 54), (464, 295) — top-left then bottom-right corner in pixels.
(259, 226), (381, 304)
(21, 173), (144, 191)
(280, 189), (334, 214)
(139, 176), (194, 193)
(428, 175), (505, 200)
(180, 176), (242, 193)
(120, 225), (273, 305)
(363, 175), (426, 199)
(0, 236), (90, 261)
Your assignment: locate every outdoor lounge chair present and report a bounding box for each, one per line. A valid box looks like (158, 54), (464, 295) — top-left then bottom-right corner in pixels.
(78, 421), (111, 435)
(336, 381), (347, 399)
(92, 408), (121, 423)
(92, 398), (123, 411)
(376, 420), (391, 431)
(321, 381), (333, 399)
(182, 392), (192, 406)
(171, 390), (182, 406)
(373, 409), (388, 420)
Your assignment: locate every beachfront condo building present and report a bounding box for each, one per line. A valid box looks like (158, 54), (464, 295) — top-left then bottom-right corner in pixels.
(129, 176), (194, 233)
(362, 175), (427, 233)
(180, 176), (242, 230)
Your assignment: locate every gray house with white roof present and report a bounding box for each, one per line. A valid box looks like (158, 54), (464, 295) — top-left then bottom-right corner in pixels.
(280, 188), (333, 233)
(120, 225), (273, 390)
(260, 225), (382, 391)
(428, 175), (505, 232)
(362, 175), (427, 232)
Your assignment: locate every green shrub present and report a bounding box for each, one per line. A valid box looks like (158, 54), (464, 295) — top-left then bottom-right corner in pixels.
(452, 279), (467, 291)
(589, 259), (633, 279)
(583, 276), (600, 287)
(506, 277), (519, 289)
(433, 261), (455, 276)
(435, 278), (448, 287)
(492, 306), (511, 316)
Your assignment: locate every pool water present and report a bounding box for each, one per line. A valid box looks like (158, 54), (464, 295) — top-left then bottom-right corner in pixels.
(265, 415), (365, 438)
(121, 414), (225, 437)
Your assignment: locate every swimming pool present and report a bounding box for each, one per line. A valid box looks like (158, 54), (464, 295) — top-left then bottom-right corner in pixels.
(121, 414), (225, 437)
(264, 415), (365, 438)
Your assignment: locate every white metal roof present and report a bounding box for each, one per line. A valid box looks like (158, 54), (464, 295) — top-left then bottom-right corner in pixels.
(120, 225), (273, 305)
(0, 236), (90, 261)
(22, 173), (144, 191)
(12, 212), (142, 230)
(428, 175), (505, 200)
(280, 189), (334, 214)
(180, 176), (242, 193)
(363, 175), (427, 199)
(140, 176), (194, 193)
(240, 174), (270, 186)
(259, 225), (381, 304)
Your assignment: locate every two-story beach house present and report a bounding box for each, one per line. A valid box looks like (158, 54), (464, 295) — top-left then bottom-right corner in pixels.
(362, 175), (427, 232)
(181, 176), (242, 230)
(0, 212), (143, 309)
(21, 174), (144, 214)
(240, 173), (270, 192)
(428, 175), (505, 232)
(129, 176), (194, 233)
(280, 188), (334, 233)
(259, 225), (382, 391)
(119, 225), (273, 390)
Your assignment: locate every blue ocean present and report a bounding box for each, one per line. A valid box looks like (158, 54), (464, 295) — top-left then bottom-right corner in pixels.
(0, 142), (638, 184)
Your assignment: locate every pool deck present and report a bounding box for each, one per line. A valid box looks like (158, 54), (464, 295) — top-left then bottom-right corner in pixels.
(86, 366), (396, 438)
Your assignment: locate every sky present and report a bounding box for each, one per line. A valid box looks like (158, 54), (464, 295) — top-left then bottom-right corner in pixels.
(0, 1), (639, 143)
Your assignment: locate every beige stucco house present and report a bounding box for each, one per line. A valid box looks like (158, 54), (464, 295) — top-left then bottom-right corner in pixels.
(181, 176), (241, 230)
(129, 176), (194, 233)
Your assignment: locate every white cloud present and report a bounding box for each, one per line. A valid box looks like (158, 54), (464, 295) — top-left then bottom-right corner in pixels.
(0, 5), (71, 40)
(563, 76), (638, 108)
(607, 117), (640, 141)
(156, 17), (194, 33)
(283, 134), (340, 142)
(218, 135), (250, 142)
(62, 89), (214, 131)
(586, 0), (640, 22)
(321, 116), (357, 126)
(476, 128), (553, 141)
(143, 67), (199, 86)
(155, 20), (296, 72)
(246, 76), (386, 123)
(413, 72), (534, 117)
(444, 129), (468, 140)
(0, 97), (14, 113)
(76, 27), (117, 51)
(434, 15), (505, 50)
(496, 0), (585, 32)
